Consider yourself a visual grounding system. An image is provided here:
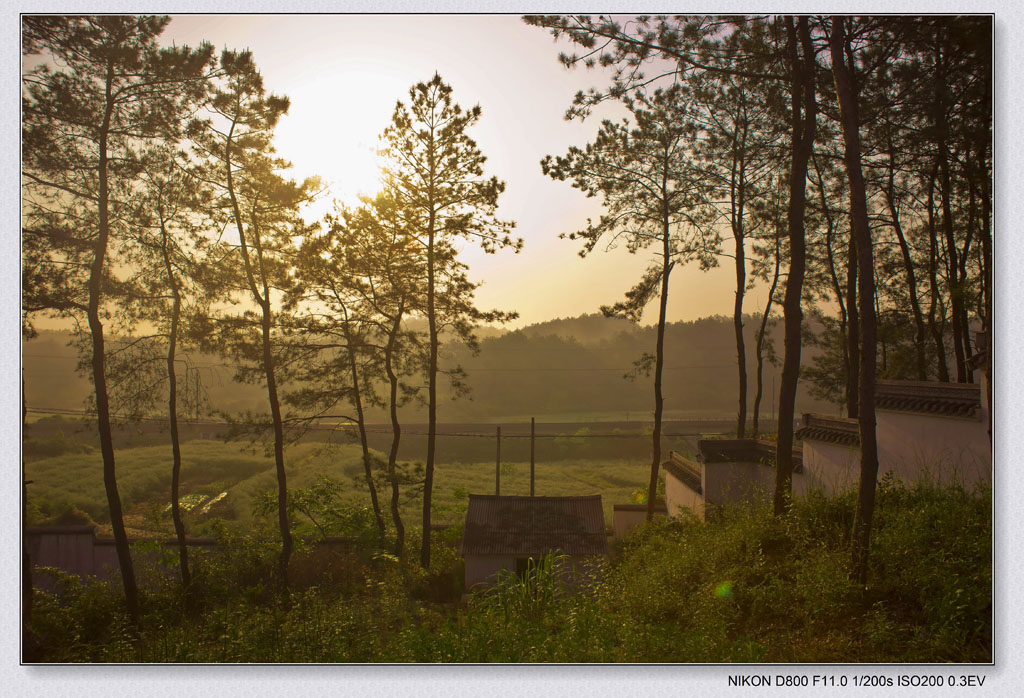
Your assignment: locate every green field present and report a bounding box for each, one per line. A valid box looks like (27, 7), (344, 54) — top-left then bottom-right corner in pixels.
(24, 437), (655, 536)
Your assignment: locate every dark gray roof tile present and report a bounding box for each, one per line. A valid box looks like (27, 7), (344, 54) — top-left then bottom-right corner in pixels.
(461, 494), (608, 556)
(795, 414), (861, 447)
(875, 380), (981, 418)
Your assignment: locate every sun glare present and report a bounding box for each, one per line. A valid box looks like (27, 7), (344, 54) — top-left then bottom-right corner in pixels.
(274, 62), (412, 216)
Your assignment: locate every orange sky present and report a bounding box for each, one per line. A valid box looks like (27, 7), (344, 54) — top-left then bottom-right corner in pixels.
(159, 14), (759, 330)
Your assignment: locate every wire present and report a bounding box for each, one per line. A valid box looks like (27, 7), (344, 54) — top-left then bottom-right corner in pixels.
(24, 406), (740, 438)
(24, 352), (734, 373)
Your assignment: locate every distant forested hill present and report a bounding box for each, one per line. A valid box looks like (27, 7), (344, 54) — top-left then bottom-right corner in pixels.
(438, 313), (832, 421)
(22, 314), (835, 425)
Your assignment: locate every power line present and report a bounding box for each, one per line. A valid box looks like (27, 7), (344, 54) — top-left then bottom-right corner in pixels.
(24, 406), (739, 439)
(23, 352), (734, 372)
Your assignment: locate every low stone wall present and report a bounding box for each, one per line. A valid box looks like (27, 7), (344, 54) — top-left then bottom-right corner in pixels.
(25, 526), (216, 590)
(24, 526), (358, 591)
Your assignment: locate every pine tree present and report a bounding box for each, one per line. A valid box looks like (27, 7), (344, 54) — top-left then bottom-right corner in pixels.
(189, 49), (319, 591)
(22, 15), (213, 621)
(542, 85), (706, 520)
(379, 74), (520, 568)
(292, 193), (427, 554)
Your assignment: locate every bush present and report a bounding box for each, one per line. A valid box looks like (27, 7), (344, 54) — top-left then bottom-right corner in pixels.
(32, 502), (97, 527)
(23, 484), (991, 663)
(23, 432), (94, 460)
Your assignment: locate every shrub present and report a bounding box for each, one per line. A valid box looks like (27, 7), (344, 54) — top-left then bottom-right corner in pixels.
(23, 484), (991, 663)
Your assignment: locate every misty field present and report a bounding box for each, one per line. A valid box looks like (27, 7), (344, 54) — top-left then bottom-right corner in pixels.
(24, 434), (656, 535)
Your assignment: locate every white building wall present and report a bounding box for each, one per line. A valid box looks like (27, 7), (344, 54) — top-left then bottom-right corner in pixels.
(613, 506), (666, 539)
(665, 470), (704, 519)
(801, 441), (861, 493)
(665, 457), (815, 519)
(875, 410), (991, 487)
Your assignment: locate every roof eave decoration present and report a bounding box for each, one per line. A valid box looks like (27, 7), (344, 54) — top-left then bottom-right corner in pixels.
(795, 414), (861, 447)
(663, 454), (702, 494)
(874, 379), (981, 418)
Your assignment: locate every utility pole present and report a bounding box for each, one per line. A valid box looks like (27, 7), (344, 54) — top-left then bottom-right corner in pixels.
(530, 417), (535, 497)
(494, 426), (501, 496)
(195, 367), (201, 426)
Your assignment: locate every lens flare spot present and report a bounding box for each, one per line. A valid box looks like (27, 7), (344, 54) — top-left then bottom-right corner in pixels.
(714, 582), (733, 599)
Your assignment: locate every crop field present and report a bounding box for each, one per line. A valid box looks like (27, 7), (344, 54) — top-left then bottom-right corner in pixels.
(23, 433), (660, 536)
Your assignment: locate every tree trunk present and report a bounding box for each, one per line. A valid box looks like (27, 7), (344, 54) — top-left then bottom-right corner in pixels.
(160, 216), (190, 591)
(258, 300), (291, 590)
(344, 321), (386, 543)
(94, 61), (139, 623)
(384, 303), (406, 555)
(876, 278), (887, 373)
(752, 234), (781, 436)
(978, 149), (992, 442)
(421, 196), (438, 569)
(934, 41), (968, 382)
(925, 166), (950, 381)
(846, 230), (860, 418)
(813, 158), (852, 416)
(731, 140), (749, 439)
(831, 16), (880, 584)
(226, 132), (291, 592)
(648, 219), (672, 520)
(774, 16), (817, 515)
(884, 138), (928, 380)
(958, 185), (977, 380)
(23, 371), (32, 630)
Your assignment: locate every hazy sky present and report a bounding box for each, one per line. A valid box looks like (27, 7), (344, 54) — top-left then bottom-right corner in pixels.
(159, 14), (755, 329)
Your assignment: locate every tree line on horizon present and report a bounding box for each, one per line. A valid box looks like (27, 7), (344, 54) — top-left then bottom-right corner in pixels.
(22, 313), (838, 426)
(22, 15), (990, 623)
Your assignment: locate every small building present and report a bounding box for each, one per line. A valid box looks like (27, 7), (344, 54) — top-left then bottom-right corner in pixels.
(460, 494), (608, 590)
(663, 442), (805, 520)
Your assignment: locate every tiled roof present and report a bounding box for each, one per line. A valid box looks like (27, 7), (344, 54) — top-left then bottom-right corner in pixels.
(795, 414), (861, 447)
(875, 380), (982, 418)
(662, 451), (702, 494)
(697, 439), (803, 472)
(461, 495), (608, 557)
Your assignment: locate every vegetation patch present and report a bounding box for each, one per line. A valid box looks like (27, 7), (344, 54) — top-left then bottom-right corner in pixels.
(25, 482), (991, 663)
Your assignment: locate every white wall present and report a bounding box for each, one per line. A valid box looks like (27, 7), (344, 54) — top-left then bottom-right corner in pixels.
(875, 410), (991, 487)
(613, 506), (666, 539)
(664, 460), (705, 520)
(801, 441), (860, 494)
(665, 472), (704, 519)
(801, 410), (991, 493)
(665, 455), (804, 519)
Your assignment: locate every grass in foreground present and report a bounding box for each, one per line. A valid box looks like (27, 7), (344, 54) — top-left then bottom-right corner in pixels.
(25, 479), (991, 663)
